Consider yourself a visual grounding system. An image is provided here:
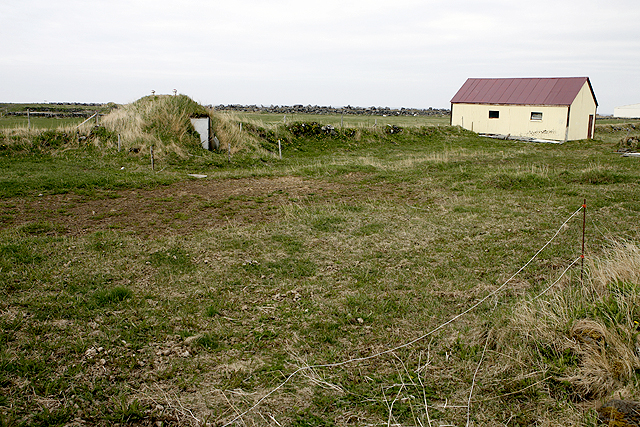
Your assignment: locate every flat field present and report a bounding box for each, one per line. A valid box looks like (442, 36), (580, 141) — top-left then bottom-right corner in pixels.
(0, 116), (85, 129)
(0, 102), (112, 130)
(228, 111), (451, 128)
(1, 117), (640, 426)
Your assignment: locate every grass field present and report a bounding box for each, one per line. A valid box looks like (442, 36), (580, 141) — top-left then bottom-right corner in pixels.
(0, 102), (114, 130)
(1, 104), (640, 426)
(0, 116), (85, 129)
(231, 112), (451, 128)
(593, 116), (640, 125)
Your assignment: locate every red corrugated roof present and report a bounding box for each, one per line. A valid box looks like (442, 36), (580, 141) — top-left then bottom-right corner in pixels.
(451, 77), (597, 106)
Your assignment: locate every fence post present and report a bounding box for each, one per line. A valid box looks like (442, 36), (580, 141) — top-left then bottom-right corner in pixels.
(27, 109), (31, 129)
(580, 199), (586, 283)
(278, 139), (282, 159)
(118, 134), (121, 152)
(151, 146), (155, 170)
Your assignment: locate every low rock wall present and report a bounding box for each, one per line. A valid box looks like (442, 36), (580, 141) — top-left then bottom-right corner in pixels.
(210, 104), (450, 117)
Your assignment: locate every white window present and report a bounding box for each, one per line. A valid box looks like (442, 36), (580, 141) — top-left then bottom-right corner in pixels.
(531, 112), (543, 121)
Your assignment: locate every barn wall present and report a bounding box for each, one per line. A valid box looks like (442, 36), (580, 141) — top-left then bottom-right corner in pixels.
(614, 104), (640, 119)
(451, 103), (569, 140)
(567, 82), (598, 141)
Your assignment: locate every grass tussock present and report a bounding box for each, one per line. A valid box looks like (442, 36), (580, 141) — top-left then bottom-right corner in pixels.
(508, 241), (640, 401)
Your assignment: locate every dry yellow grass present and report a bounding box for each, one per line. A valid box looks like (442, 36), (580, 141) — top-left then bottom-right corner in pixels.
(100, 95), (210, 158)
(509, 241), (640, 402)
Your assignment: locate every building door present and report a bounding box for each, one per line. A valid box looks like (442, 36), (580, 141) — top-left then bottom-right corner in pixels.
(587, 115), (594, 139)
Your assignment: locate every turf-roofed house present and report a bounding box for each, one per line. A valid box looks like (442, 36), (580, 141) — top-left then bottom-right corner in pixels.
(450, 77), (598, 142)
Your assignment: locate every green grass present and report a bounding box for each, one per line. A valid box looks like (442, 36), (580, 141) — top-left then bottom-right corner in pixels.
(234, 111), (451, 128)
(0, 110), (639, 426)
(0, 152), (179, 198)
(0, 102), (115, 130)
(0, 116), (85, 129)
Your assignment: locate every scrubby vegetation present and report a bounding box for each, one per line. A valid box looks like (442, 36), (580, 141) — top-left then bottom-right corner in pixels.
(0, 102), (640, 425)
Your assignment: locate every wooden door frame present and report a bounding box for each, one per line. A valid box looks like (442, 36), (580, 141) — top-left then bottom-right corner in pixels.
(587, 114), (594, 139)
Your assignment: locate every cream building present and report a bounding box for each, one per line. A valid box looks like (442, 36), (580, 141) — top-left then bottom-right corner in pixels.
(614, 104), (640, 119)
(450, 77), (598, 142)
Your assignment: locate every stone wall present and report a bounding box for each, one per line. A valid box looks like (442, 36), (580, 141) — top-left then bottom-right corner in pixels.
(210, 104), (450, 117)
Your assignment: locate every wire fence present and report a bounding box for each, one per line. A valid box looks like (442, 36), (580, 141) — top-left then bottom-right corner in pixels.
(221, 203), (587, 426)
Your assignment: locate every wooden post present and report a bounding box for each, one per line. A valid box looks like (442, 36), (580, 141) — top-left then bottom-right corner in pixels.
(95, 113), (99, 125)
(228, 142), (231, 162)
(117, 134), (121, 152)
(27, 109), (31, 129)
(151, 146), (155, 170)
(341, 111), (344, 128)
(580, 199), (586, 283)
(278, 139), (282, 159)
(283, 115), (286, 124)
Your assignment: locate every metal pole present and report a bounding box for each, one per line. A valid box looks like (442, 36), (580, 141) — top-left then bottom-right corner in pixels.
(580, 198), (586, 283)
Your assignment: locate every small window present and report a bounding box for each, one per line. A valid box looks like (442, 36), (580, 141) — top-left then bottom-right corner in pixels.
(531, 112), (543, 121)
(489, 110), (499, 119)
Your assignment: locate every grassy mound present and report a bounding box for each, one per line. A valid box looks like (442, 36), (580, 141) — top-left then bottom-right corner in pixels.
(0, 95), (213, 159)
(101, 95), (208, 159)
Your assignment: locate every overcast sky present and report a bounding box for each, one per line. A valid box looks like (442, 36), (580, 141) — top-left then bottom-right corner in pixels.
(2, 0), (639, 114)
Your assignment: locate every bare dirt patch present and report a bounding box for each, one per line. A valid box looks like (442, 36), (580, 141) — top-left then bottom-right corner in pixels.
(0, 176), (366, 236)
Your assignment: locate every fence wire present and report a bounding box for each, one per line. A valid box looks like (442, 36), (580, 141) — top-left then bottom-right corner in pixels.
(222, 204), (586, 426)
